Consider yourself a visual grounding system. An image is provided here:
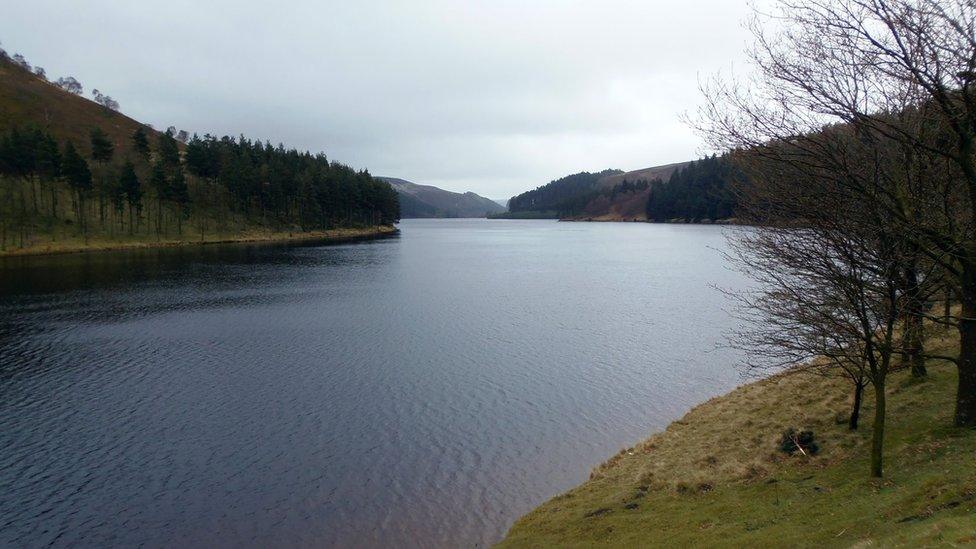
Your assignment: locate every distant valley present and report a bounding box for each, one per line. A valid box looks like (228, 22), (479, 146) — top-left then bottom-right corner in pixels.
(379, 177), (505, 218)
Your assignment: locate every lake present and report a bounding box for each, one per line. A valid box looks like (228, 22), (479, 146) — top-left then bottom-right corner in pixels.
(0, 219), (751, 548)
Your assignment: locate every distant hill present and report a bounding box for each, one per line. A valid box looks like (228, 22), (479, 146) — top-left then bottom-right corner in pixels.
(503, 163), (694, 221)
(378, 177), (505, 218)
(505, 169), (625, 218)
(597, 162), (689, 189)
(572, 162), (691, 221)
(643, 156), (738, 222)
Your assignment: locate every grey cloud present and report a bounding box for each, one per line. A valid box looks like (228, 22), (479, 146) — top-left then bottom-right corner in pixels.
(3, 0), (760, 197)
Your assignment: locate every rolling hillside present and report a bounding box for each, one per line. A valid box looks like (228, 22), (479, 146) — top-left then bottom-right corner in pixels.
(0, 58), (158, 160)
(503, 169), (624, 218)
(597, 161), (689, 189)
(379, 177), (504, 218)
(574, 162), (691, 221)
(502, 163), (692, 221)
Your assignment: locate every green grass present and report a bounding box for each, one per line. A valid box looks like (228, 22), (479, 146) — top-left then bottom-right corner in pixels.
(499, 332), (976, 547)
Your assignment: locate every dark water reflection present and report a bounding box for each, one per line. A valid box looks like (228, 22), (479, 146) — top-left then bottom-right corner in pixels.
(0, 219), (750, 548)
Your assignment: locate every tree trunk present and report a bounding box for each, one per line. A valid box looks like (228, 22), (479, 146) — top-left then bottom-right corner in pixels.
(78, 193), (88, 244)
(956, 266), (976, 427)
(945, 285), (953, 324)
(870, 380), (886, 477)
(30, 176), (39, 214)
(50, 183), (58, 220)
(902, 313), (926, 378)
(850, 382), (864, 431)
(902, 264), (926, 378)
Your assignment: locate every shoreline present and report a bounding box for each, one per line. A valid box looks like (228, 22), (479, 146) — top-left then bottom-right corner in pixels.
(486, 214), (743, 224)
(498, 330), (974, 547)
(0, 225), (399, 258)
(559, 216), (741, 224)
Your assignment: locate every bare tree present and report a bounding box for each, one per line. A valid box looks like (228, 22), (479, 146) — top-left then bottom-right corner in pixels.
(55, 76), (83, 95)
(11, 53), (30, 71)
(33, 66), (46, 81)
(91, 88), (120, 111)
(722, 143), (912, 476)
(697, 0), (976, 427)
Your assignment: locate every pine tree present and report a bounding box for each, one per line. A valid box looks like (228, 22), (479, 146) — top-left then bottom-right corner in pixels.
(149, 161), (168, 237)
(36, 132), (61, 219)
(62, 142), (92, 193)
(157, 131), (180, 167)
(119, 161), (142, 234)
(61, 141), (92, 238)
(89, 128), (114, 163)
(170, 167), (190, 235)
(132, 127), (150, 160)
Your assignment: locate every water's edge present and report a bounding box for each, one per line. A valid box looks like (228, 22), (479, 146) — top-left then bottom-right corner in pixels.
(0, 225), (398, 258)
(0, 220), (748, 547)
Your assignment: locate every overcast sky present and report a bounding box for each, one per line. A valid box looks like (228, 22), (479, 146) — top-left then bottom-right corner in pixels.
(3, 1), (761, 198)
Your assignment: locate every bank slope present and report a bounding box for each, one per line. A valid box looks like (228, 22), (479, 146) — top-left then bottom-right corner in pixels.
(499, 332), (975, 547)
(379, 177), (505, 218)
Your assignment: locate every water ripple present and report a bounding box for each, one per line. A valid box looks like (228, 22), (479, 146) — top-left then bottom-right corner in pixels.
(0, 220), (751, 548)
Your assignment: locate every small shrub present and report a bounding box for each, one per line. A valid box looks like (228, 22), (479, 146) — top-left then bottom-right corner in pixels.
(778, 428), (820, 456)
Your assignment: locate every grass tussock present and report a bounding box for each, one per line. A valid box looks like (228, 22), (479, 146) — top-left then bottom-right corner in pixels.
(499, 331), (976, 547)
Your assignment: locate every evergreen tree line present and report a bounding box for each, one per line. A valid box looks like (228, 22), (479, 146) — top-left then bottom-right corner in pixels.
(555, 178), (652, 218)
(644, 155), (738, 222)
(508, 169), (623, 216)
(0, 126), (399, 250)
(182, 133), (399, 228)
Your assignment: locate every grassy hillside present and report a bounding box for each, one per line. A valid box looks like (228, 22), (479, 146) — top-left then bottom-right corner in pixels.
(506, 170), (624, 218)
(394, 188), (442, 218)
(571, 162), (691, 221)
(379, 177), (504, 218)
(503, 163), (692, 222)
(0, 59), (153, 160)
(597, 162), (689, 189)
(499, 330), (975, 547)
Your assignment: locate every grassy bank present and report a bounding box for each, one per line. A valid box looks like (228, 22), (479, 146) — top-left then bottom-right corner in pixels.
(499, 331), (975, 547)
(0, 224), (398, 257)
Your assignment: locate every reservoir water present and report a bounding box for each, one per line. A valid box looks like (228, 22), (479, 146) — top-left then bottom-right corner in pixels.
(0, 219), (750, 547)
